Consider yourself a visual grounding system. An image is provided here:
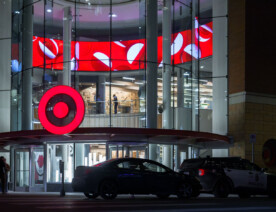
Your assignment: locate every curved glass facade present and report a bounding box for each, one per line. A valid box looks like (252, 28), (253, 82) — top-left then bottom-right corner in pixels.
(11, 0), (228, 134)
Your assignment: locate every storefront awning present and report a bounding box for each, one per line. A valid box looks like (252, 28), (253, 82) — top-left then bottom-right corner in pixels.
(0, 127), (230, 148)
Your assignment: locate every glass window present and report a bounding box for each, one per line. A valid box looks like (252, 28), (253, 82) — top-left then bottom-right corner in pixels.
(242, 160), (261, 171)
(47, 144), (74, 183)
(117, 161), (141, 170)
(142, 162), (167, 173)
(75, 143), (106, 167)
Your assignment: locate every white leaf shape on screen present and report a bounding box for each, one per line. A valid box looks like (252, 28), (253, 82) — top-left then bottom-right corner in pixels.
(114, 41), (126, 48)
(75, 42), (80, 59)
(71, 57), (78, 71)
(171, 33), (183, 55)
(194, 17), (213, 42)
(127, 43), (144, 64)
(38, 39), (59, 59)
(94, 52), (112, 67)
(184, 44), (201, 59)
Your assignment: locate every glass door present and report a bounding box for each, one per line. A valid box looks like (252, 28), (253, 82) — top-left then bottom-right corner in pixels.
(30, 147), (44, 192)
(15, 149), (30, 191)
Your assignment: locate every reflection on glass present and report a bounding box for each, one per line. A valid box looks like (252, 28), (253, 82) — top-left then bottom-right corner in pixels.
(47, 144), (74, 183)
(31, 148), (44, 186)
(75, 143), (106, 167)
(15, 150), (29, 187)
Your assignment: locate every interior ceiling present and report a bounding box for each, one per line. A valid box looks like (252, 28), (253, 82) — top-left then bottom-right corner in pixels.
(34, 0), (212, 36)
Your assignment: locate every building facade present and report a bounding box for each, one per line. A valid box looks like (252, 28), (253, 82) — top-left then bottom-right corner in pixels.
(0, 0), (232, 192)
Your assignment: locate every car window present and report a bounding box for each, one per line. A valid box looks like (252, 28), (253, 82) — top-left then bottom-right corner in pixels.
(142, 162), (167, 173)
(242, 160), (262, 171)
(117, 161), (141, 171)
(225, 160), (243, 170)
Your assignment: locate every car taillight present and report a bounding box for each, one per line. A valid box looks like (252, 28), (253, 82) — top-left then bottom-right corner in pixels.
(198, 169), (205, 176)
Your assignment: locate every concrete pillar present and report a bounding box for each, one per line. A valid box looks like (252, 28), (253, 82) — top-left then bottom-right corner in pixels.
(22, 0), (33, 130)
(163, 145), (172, 169)
(191, 0), (199, 131)
(75, 144), (85, 167)
(63, 7), (72, 86)
(212, 0), (228, 135)
(175, 69), (187, 130)
(162, 0), (173, 129)
(146, 0), (158, 161)
(174, 145), (180, 170)
(61, 145), (68, 175)
(98, 76), (106, 114)
(50, 145), (56, 182)
(0, 0), (11, 133)
(146, 0), (158, 129)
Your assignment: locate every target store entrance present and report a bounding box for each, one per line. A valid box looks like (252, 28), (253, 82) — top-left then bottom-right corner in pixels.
(14, 146), (45, 192)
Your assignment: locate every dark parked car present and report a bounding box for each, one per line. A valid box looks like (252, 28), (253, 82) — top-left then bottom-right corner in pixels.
(72, 158), (201, 200)
(179, 157), (276, 198)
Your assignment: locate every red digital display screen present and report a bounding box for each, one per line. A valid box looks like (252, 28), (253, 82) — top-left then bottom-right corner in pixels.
(32, 20), (212, 72)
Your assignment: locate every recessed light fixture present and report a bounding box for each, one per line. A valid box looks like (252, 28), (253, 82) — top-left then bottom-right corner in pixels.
(46, 9), (52, 13)
(123, 77), (135, 81)
(14, 11), (20, 14)
(200, 66), (204, 69)
(109, 13), (117, 18)
(135, 82), (144, 85)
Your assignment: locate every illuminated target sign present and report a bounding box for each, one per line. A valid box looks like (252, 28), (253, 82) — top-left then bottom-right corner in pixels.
(38, 85), (85, 135)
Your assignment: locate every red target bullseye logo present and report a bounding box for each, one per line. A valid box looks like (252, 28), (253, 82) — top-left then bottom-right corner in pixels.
(38, 85), (85, 135)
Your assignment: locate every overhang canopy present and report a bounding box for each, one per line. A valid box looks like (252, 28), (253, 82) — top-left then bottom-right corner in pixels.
(0, 127), (230, 148)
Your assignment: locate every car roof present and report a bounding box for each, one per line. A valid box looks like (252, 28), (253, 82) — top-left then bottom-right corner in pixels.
(94, 158), (174, 171)
(184, 157), (241, 161)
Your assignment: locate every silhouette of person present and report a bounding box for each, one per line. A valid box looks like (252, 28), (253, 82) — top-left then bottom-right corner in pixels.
(0, 156), (10, 194)
(113, 94), (118, 114)
(95, 95), (101, 114)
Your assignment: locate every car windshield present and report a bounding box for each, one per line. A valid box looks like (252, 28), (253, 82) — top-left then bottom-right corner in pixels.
(93, 159), (116, 167)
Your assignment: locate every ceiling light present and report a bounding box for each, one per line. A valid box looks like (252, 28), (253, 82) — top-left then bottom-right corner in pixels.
(200, 66), (204, 69)
(135, 82), (144, 85)
(46, 9), (52, 13)
(123, 77), (135, 81)
(109, 13), (117, 18)
(14, 11), (20, 14)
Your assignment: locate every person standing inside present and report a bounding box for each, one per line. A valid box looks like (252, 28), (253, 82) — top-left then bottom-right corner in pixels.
(95, 95), (101, 114)
(113, 94), (118, 114)
(0, 156), (10, 194)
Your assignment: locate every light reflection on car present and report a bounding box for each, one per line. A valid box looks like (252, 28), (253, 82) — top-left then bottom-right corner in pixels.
(72, 158), (201, 200)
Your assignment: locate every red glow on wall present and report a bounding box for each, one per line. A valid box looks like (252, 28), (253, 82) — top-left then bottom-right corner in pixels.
(32, 21), (212, 71)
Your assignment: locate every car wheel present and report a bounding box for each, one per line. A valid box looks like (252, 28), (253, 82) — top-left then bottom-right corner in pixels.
(177, 182), (193, 199)
(191, 187), (201, 198)
(100, 180), (118, 200)
(84, 192), (99, 199)
(213, 181), (230, 198)
(238, 192), (251, 199)
(156, 193), (170, 199)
